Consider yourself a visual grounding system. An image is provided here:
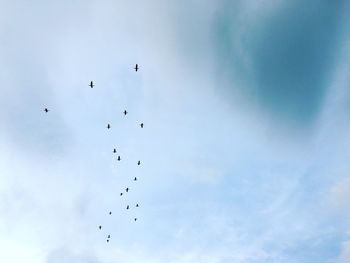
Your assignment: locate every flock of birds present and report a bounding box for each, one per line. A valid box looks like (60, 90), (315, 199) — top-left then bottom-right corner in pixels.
(44, 64), (142, 244)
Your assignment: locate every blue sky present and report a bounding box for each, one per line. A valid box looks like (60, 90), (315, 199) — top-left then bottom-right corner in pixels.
(1, 0), (350, 262)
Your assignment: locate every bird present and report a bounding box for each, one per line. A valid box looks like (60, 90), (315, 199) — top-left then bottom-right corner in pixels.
(126, 205), (129, 210)
(124, 110), (128, 115)
(113, 148), (117, 153)
(107, 235), (111, 238)
(120, 192), (123, 196)
(137, 160), (141, 165)
(134, 218), (137, 221)
(134, 177), (137, 181)
(44, 108), (49, 113)
(125, 187), (129, 192)
(136, 204), (139, 207)
(107, 124), (111, 129)
(140, 123), (144, 128)
(99, 225), (102, 230)
(117, 156), (121, 161)
(134, 64), (139, 72)
(107, 239), (109, 243)
(89, 81), (94, 88)
(109, 211), (112, 215)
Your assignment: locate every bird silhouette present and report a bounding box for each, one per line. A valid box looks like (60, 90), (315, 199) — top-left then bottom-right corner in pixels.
(44, 108), (49, 113)
(140, 123), (144, 128)
(107, 239), (109, 243)
(134, 64), (139, 72)
(137, 160), (141, 165)
(134, 218), (137, 221)
(124, 110), (128, 115)
(113, 148), (117, 153)
(99, 225), (102, 230)
(117, 156), (121, 161)
(134, 177), (137, 181)
(136, 204), (139, 207)
(109, 211), (112, 215)
(126, 205), (129, 210)
(107, 124), (111, 129)
(89, 81), (94, 88)
(108, 235), (111, 238)
(126, 187), (129, 192)
(120, 192), (123, 196)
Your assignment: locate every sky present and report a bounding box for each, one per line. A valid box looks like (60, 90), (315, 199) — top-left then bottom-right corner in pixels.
(0, 0), (350, 262)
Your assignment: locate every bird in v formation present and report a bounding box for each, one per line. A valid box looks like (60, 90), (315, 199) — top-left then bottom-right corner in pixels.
(46, 66), (144, 241)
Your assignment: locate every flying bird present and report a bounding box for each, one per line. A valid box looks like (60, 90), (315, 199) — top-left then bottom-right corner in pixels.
(126, 205), (129, 210)
(109, 211), (112, 215)
(124, 110), (128, 115)
(44, 108), (49, 113)
(140, 123), (144, 128)
(134, 218), (137, 221)
(136, 204), (139, 207)
(113, 148), (117, 153)
(99, 225), (102, 230)
(107, 124), (111, 129)
(107, 239), (109, 243)
(89, 81), (94, 88)
(117, 156), (121, 161)
(137, 160), (141, 165)
(126, 187), (129, 192)
(134, 177), (137, 181)
(120, 192), (123, 196)
(134, 64), (139, 72)
(108, 235), (111, 238)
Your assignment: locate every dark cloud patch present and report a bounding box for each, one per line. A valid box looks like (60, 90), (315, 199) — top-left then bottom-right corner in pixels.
(213, 0), (344, 126)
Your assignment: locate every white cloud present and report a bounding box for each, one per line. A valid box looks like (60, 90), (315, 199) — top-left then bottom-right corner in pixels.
(330, 177), (350, 215)
(336, 241), (350, 263)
